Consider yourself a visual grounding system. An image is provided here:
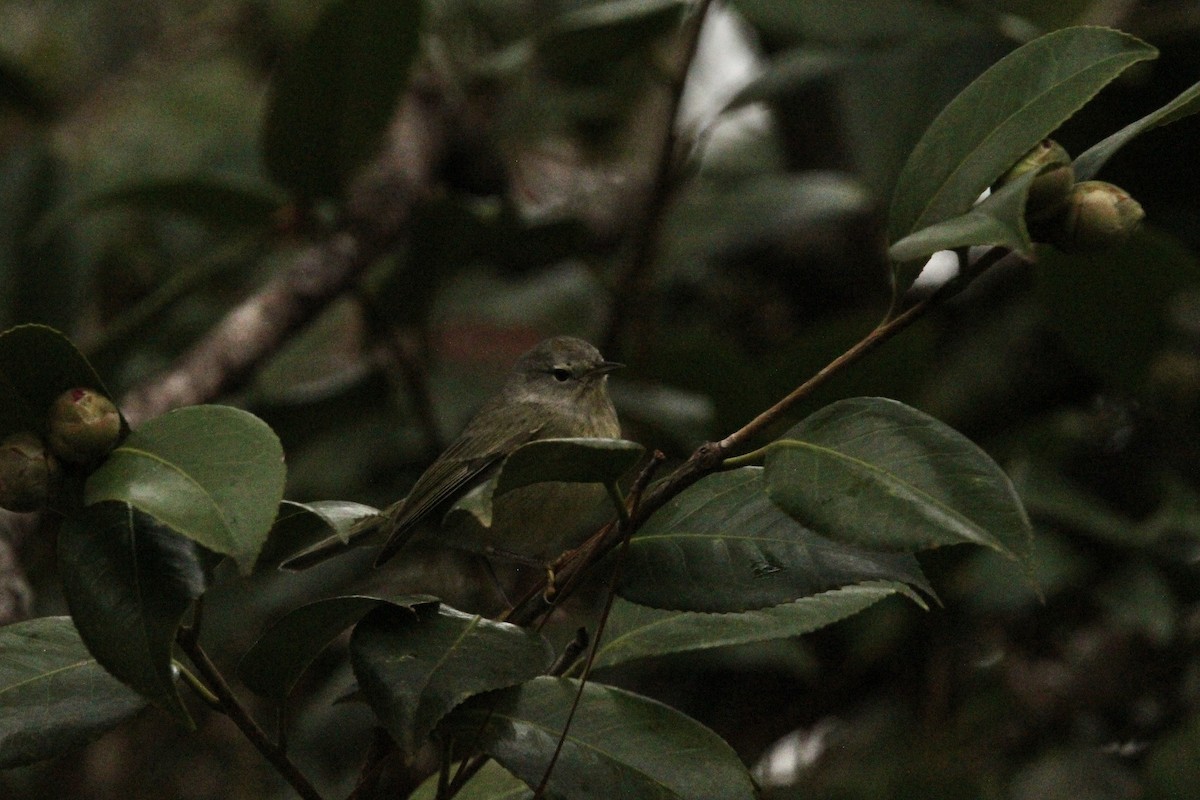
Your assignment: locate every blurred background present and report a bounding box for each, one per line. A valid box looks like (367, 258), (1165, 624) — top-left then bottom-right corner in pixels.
(3, 0), (1200, 798)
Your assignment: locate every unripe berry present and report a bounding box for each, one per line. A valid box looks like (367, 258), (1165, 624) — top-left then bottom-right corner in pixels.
(0, 432), (60, 512)
(1051, 180), (1145, 253)
(47, 388), (122, 464)
(995, 139), (1075, 221)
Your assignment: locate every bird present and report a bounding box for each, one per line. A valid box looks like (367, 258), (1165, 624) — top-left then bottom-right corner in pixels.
(368, 335), (622, 566)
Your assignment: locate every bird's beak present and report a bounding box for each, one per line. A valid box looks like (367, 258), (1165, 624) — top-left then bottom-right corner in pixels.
(589, 360), (624, 377)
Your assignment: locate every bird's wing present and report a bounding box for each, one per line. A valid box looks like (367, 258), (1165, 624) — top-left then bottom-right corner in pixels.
(374, 424), (541, 565)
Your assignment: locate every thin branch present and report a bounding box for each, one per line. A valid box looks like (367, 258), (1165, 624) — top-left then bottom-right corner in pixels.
(119, 89), (448, 426)
(176, 626), (326, 800)
(505, 248), (1022, 627)
(601, 0), (715, 357)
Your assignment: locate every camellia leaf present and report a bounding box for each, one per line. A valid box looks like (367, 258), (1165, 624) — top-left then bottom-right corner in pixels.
(237, 594), (436, 699)
(85, 405), (286, 573)
(495, 438), (644, 494)
(440, 677), (757, 800)
(447, 437), (643, 530)
(0, 324), (114, 438)
(619, 467), (931, 612)
(257, 499), (379, 570)
(764, 397), (1034, 568)
(261, 0), (423, 200)
(593, 582), (912, 672)
(0, 616), (148, 769)
(887, 27), (1156, 297)
(57, 501), (205, 727)
(351, 604), (555, 761)
(1075, 78), (1200, 180)
(886, 169), (1039, 263)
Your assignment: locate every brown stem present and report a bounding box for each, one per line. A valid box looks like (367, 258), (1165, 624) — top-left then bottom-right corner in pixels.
(507, 247), (1020, 627)
(119, 89), (447, 426)
(176, 627), (326, 800)
(601, 0), (715, 358)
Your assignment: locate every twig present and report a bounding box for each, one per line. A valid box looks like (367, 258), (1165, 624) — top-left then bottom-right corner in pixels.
(176, 626), (326, 800)
(506, 248), (1021, 627)
(119, 90), (447, 426)
(601, 0), (715, 357)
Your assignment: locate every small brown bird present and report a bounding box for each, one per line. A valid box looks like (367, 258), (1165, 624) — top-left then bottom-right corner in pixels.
(371, 336), (621, 566)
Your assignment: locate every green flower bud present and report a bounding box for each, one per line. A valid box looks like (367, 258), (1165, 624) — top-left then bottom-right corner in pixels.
(0, 432), (60, 512)
(1052, 180), (1145, 254)
(47, 388), (122, 464)
(995, 139), (1075, 221)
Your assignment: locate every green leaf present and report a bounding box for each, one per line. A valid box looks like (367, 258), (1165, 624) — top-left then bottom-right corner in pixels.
(85, 405), (286, 573)
(887, 27), (1156, 296)
(261, 0), (423, 200)
(237, 594), (436, 699)
(410, 760), (532, 800)
(351, 604), (555, 761)
(57, 502), (205, 727)
(620, 467), (930, 612)
(257, 499), (379, 570)
(0, 617), (148, 769)
(0, 324), (114, 438)
(440, 677), (757, 800)
(764, 397), (1034, 567)
(594, 582), (911, 672)
(496, 438), (644, 494)
(886, 169), (1039, 263)
(448, 438), (643, 530)
(1075, 78), (1200, 180)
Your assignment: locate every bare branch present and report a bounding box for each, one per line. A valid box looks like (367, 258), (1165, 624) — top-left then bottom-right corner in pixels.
(119, 89), (449, 426)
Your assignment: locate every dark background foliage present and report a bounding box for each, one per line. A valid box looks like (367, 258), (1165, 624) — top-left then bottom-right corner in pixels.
(2, 1), (1200, 798)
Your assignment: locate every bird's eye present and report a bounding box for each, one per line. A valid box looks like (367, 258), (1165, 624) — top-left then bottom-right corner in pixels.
(551, 367), (572, 382)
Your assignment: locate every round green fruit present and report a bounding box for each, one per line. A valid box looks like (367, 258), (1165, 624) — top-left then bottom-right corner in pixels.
(47, 388), (122, 464)
(0, 432), (60, 512)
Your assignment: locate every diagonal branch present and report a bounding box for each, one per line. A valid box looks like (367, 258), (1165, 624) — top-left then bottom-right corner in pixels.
(119, 89), (449, 426)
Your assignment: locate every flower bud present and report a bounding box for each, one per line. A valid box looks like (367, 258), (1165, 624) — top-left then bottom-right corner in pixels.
(0, 432), (60, 512)
(995, 139), (1075, 221)
(1052, 180), (1145, 253)
(47, 388), (122, 464)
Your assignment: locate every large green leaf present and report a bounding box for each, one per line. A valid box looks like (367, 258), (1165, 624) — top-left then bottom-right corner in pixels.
(57, 502), (205, 727)
(620, 467), (930, 611)
(1075, 78), (1200, 180)
(261, 0), (423, 200)
(0, 617), (148, 769)
(85, 405), (286, 573)
(887, 27), (1156, 296)
(440, 677), (757, 800)
(237, 593), (436, 699)
(351, 604), (554, 761)
(447, 438), (642, 530)
(764, 397), (1034, 567)
(887, 169), (1038, 263)
(0, 324), (113, 438)
(594, 582), (910, 672)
